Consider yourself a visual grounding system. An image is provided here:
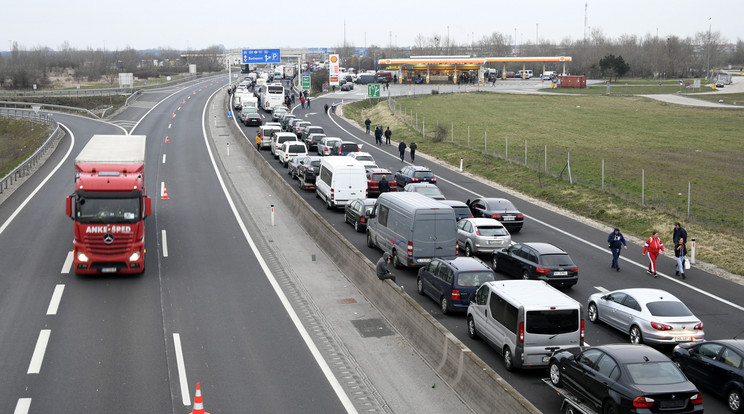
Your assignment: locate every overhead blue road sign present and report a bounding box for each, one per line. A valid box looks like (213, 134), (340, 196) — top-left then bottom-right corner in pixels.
(242, 49), (281, 64)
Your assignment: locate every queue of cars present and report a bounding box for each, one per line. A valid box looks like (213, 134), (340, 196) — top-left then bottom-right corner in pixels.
(238, 95), (729, 413)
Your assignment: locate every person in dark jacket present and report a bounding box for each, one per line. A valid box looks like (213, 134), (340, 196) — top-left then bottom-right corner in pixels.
(675, 237), (687, 278)
(409, 141), (417, 162)
(378, 175), (390, 193)
(672, 222), (687, 248)
(376, 252), (395, 282)
(364, 118), (371, 134)
(384, 127), (392, 145)
(607, 227), (627, 271)
(398, 141), (407, 162)
(374, 126), (383, 145)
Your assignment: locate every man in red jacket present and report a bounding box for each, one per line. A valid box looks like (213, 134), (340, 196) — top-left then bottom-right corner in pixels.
(642, 231), (665, 277)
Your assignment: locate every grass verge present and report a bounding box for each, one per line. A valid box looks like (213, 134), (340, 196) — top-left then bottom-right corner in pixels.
(344, 93), (744, 276)
(0, 118), (53, 176)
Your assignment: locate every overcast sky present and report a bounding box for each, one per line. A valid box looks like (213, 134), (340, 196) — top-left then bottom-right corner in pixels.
(4, 0), (742, 52)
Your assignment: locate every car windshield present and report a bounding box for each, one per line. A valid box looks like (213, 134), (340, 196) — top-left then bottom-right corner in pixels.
(646, 301), (693, 317)
(413, 171), (434, 178)
(540, 254), (574, 267)
(625, 361), (687, 385)
(355, 155), (373, 162)
(477, 225), (508, 236)
(371, 173), (393, 181)
(525, 310), (578, 335)
(456, 271), (495, 288)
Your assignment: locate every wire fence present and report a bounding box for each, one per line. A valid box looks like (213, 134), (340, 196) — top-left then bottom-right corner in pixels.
(387, 95), (744, 237)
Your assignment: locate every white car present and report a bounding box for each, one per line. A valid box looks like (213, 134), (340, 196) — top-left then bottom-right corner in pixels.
(318, 137), (342, 156)
(277, 141), (309, 167)
(346, 152), (375, 169)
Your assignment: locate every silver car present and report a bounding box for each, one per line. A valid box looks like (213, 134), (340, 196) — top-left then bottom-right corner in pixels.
(457, 218), (511, 257)
(587, 288), (705, 345)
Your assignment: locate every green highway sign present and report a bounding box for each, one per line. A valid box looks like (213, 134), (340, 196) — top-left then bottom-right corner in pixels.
(302, 74), (311, 90)
(367, 83), (381, 98)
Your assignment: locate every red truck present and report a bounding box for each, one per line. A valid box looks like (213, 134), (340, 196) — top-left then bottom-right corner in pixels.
(66, 135), (151, 274)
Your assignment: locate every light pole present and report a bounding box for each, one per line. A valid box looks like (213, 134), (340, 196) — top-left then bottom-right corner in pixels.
(514, 28), (517, 54)
(706, 18), (712, 81)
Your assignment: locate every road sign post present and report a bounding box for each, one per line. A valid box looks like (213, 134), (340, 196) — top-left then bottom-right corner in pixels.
(367, 83), (381, 98)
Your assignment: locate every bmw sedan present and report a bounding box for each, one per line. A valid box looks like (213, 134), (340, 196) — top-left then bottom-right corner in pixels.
(466, 197), (523, 233)
(587, 288), (705, 346)
(673, 339), (744, 413)
(549, 344), (704, 414)
(492, 242), (578, 288)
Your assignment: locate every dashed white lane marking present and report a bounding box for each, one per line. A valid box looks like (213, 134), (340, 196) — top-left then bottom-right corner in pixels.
(61, 251), (73, 274)
(14, 398), (31, 414)
(28, 330), (51, 374)
(162, 230), (169, 257)
(46, 285), (65, 315)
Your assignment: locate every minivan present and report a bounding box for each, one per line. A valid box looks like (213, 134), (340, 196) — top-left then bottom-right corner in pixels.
(316, 157), (368, 209)
(271, 132), (299, 157)
(466, 280), (584, 371)
(355, 73), (378, 84)
(366, 192), (457, 268)
(258, 126), (281, 150)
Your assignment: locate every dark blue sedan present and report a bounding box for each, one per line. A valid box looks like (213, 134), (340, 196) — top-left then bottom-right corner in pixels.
(416, 257), (495, 315)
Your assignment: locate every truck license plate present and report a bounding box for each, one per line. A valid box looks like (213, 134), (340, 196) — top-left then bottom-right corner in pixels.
(417, 258), (431, 263)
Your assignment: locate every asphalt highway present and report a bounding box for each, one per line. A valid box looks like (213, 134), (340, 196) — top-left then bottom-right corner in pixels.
(236, 84), (741, 413)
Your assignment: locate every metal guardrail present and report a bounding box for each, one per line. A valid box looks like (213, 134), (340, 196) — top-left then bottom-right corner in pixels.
(0, 111), (63, 195)
(0, 101), (101, 118)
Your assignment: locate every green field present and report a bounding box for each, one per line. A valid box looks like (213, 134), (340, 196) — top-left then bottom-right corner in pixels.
(345, 92), (744, 275)
(0, 118), (52, 176)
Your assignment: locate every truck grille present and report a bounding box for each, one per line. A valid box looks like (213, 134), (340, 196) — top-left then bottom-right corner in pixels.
(83, 233), (135, 255)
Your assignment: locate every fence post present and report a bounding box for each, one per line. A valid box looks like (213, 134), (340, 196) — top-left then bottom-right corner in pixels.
(468, 126), (470, 148)
(602, 159), (605, 192)
(642, 169), (645, 206)
(451, 122), (454, 142)
(567, 152), (572, 184)
(484, 130), (487, 153)
(687, 182), (691, 220)
(544, 145), (547, 174)
(505, 135), (508, 161)
(422, 117), (425, 137)
(524, 140), (527, 166)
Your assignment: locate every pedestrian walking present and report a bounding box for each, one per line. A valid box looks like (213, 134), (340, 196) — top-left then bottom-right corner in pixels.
(375, 126), (383, 145)
(409, 141), (417, 162)
(364, 118), (371, 134)
(398, 141), (407, 162)
(324, 103), (329, 113)
(306, 96), (311, 109)
(378, 175), (390, 193)
(642, 231), (665, 277)
(384, 127), (392, 145)
(256, 131), (261, 150)
(331, 102), (336, 113)
(300, 95), (305, 109)
(674, 237), (687, 279)
(607, 227), (627, 271)
(376, 252), (396, 282)
(291, 93), (295, 103)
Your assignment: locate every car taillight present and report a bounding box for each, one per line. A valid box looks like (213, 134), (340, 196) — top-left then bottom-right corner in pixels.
(517, 213), (524, 219)
(580, 319), (585, 343)
(491, 214), (502, 220)
(690, 393), (703, 405)
(693, 322), (704, 330)
(570, 267), (578, 273)
(475, 228), (481, 236)
(411, 177), (419, 182)
(407, 241), (413, 258)
(455, 241), (459, 256)
(430, 177), (436, 182)
(518, 322), (524, 343)
(632, 396), (655, 408)
(535, 268), (551, 274)
(651, 322), (673, 331)
(360, 217), (366, 224)
(451, 290), (461, 300)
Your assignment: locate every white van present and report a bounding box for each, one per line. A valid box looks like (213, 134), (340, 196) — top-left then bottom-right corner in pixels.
(466, 280), (583, 371)
(517, 70), (533, 79)
(316, 157), (368, 209)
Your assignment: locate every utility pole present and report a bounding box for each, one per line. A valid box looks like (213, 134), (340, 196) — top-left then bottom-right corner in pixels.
(706, 18), (712, 81)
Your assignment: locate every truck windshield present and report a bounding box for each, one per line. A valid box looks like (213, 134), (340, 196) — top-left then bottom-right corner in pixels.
(76, 196), (141, 224)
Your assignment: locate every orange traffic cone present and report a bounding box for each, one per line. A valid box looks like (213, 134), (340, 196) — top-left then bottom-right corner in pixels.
(193, 91), (196, 95)
(191, 382), (210, 414)
(165, 135), (170, 144)
(162, 183), (169, 200)
(172, 112), (176, 119)
(183, 99), (186, 104)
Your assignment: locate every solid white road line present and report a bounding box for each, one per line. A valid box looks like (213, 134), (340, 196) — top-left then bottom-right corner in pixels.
(173, 333), (191, 406)
(328, 113), (744, 314)
(46, 285), (65, 315)
(203, 90), (358, 413)
(14, 398), (31, 414)
(163, 154), (167, 164)
(0, 126), (74, 236)
(162, 230), (169, 257)
(28, 330), (51, 374)
(61, 251), (74, 274)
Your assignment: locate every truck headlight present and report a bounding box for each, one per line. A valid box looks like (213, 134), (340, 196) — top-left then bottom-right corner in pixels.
(128, 251), (141, 262)
(77, 252), (89, 262)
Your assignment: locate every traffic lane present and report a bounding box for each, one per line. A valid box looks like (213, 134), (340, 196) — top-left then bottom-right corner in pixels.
(151, 91), (348, 412)
(243, 118), (732, 413)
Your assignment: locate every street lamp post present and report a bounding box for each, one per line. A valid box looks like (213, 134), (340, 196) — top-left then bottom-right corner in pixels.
(706, 18), (712, 81)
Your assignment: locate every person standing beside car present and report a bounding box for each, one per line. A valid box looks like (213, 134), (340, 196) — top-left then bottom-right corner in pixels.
(607, 227), (627, 271)
(378, 175), (390, 194)
(675, 237), (687, 279)
(256, 131), (261, 150)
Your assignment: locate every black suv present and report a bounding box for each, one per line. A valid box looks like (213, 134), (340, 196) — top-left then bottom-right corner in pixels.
(394, 166), (437, 188)
(301, 126), (324, 143)
(491, 242), (578, 288)
(417, 257), (496, 314)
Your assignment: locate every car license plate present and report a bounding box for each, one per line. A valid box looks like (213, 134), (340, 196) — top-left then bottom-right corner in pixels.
(553, 271), (568, 276)
(418, 258), (431, 263)
(487, 240), (496, 244)
(503, 216), (515, 220)
(541, 356), (549, 363)
(675, 336), (692, 342)
(101, 267), (117, 273)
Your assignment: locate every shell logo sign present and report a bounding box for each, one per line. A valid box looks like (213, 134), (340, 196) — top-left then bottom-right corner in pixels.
(386, 59), (391, 64)
(330, 55), (338, 63)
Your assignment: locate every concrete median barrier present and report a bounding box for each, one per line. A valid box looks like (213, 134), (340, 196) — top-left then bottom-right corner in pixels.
(219, 95), (539, 414)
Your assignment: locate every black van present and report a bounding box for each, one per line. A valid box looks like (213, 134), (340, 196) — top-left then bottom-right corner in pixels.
(355, 73), (378, 84)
